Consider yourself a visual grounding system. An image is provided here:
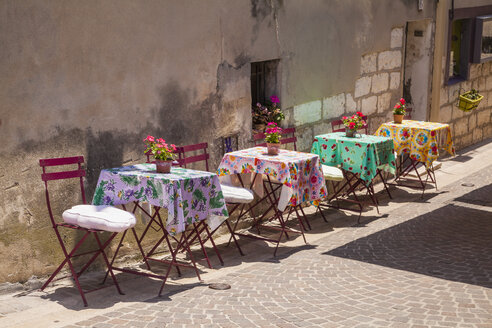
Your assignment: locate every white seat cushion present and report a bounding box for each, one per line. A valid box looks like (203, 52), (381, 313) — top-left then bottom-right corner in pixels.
(220, 183), (254, 204)
(321, 165), (344, 182)
(63, 205), (136, 233)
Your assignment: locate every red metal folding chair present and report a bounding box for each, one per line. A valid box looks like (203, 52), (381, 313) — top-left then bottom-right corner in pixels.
(404, 107), (413, 119)
(39, 156), (136, 307)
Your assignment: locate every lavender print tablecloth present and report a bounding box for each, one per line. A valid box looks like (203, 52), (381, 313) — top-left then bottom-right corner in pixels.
(92, 164), (228, 235)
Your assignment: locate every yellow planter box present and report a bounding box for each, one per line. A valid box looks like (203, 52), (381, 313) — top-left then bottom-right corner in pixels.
(458, 92), (484, 112)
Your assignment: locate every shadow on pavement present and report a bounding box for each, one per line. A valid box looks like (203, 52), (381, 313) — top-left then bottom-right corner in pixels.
(323, 204), (492, 288)
(454, 183), (492, 207)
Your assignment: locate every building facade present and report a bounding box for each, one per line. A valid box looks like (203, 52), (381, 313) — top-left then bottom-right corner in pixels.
(0, 0), (490, 284)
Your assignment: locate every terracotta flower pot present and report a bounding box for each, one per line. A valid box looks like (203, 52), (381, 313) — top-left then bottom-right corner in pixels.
(266, 143), (280, 155)
(345, 128), (356, 137)
(393, 114), (404, 124)
(155, 159), (173, 173)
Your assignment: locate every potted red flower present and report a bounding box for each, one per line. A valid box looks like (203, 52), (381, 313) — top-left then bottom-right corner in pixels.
(342, 112), (366, 137)
(393, 98), (406, 123)
(143, 135), (177, 173)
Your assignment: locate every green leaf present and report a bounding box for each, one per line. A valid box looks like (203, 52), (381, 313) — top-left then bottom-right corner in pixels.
(120, 175), (140, 186)
(209, 191), (225, 209)
(134, 187), (144, 200)
(92, 181), (108, 205)
(192, 189), (206, 202)
(147, 180), (159, 199)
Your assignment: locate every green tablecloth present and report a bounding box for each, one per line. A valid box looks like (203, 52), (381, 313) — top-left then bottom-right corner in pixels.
(311, 132), (396, 185)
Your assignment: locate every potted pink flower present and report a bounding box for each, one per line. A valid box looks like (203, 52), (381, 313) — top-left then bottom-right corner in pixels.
(264, 122), (282, 155)
(143, 135), (177, 173)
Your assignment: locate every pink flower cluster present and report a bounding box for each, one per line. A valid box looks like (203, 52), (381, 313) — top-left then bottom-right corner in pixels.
(265, 122), (282, 143)
(270, 95), (280, 104)
(265, 122), (282, 134)
(144, 135), (177, 161)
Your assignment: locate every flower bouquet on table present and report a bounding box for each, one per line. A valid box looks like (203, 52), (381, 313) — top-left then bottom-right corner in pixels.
(252, 95), (285, 132)
(342, 111), (366, 137)
(264, 122), (282, 155)
(143, 135), (177, 173)
(393, 98), (406, 123)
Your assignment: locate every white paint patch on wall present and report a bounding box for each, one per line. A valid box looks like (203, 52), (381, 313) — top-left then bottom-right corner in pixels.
(293, 100), (322, 125)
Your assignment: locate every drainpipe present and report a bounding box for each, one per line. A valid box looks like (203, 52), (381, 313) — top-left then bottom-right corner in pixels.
(430, 0), (448, 122)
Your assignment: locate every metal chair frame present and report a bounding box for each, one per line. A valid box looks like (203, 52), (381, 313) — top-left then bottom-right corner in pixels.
(318, 168), (392, 223)
(39, 156), (123, 307)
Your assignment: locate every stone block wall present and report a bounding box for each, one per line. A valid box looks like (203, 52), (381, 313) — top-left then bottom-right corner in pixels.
(439, 61), (492, 150)
(282, 27), (405, 151)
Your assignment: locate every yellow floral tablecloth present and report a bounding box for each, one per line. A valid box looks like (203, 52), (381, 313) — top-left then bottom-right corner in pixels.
(375, 120), (455, 168)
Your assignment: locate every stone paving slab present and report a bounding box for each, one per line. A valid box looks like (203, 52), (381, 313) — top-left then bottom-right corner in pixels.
(1, 139), (492, 328)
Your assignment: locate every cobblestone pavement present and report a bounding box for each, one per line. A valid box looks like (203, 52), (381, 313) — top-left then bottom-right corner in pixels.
(1, 142), (491, 328)
(56, 163), (492, 327)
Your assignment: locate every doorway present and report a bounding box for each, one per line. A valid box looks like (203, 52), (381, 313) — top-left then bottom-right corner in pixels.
(403, 20), (434, 121)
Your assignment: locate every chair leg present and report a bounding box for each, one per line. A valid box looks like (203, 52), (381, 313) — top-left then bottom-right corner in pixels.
(298, 205), (311, 231)
(225, 219), (244, 256)
(192, 222), (213, 269)
(42, 229), (92, 307)
(100, 230), (128, 284)
(317, 205), (329, 223)
(293, 206), (307, 244)
(203, 223), (224, 266)
(93, 232), (124, 295)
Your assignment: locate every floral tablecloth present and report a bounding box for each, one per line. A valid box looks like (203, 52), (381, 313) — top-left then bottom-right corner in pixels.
(217, 147), (327, 210)
(375, 120), (455, 168)
(311, 132), (396, 185)
(92, 164), (228, 235)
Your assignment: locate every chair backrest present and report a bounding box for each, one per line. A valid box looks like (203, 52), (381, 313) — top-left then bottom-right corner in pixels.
(253, 127), (297, 150)
(174, 142), (210, 171)
(39, 156), (86, 227)
(331, 115), (368, 134)
(404, 107), (412, 119)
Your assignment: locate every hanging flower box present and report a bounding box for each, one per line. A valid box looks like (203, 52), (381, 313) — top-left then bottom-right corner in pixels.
(457, 89), (484, 112)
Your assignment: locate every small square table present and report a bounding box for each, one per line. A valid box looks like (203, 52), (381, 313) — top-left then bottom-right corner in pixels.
(311, 132), (396, 218)
(217, 147), (327, 255)
(92, 164), (229, 295)
(375, 120), (455, 193)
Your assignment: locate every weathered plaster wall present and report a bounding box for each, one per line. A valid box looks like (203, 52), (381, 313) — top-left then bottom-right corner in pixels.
(0, 0), (435, 283)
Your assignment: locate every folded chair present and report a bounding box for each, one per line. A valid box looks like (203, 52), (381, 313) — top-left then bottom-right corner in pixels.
(39, 156), (136, 307)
